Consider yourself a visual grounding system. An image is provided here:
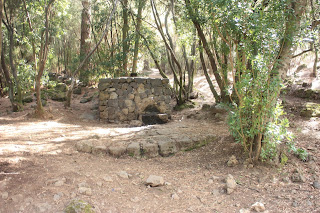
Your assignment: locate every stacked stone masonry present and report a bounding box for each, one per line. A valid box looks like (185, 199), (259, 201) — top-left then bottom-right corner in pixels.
(98, 77), (172, 123)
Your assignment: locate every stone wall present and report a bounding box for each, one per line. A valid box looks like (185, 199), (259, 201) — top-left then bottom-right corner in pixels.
(98, 77), (172, 123)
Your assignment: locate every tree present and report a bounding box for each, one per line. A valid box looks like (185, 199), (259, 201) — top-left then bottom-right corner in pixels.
(131, 0), (146, 75)
(122, 0), (129, 75)
(79, 0), (91, 85)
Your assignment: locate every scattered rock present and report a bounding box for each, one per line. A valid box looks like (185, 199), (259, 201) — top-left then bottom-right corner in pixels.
(251, 202), (266, 212)
(54, 177), (67, 187)
(227, 155), (239, 167)
(80, 96), (93, 103)
(97, 181), (103, 187)
(171, 193), (180, 200)
(103, 176), (113, 182)
(64, 199), (95, 213)
(78, 187), (92, 196)
(208, 179), (214, 184)
(11, 194), (23, 202)
(34, 203), (52, 213)
(73, 87), (82, 95)
(1, 191), (8, 200)
(130, 197), (140, 203)
(313, 181), (320, 189)
(291, 169), (306, 183)
(212, 189), (220, 196)
(225, 174), (237, 195)
(53, 193), (63, 202)
(146, 175), (164, 187)
(292, 200), (299, 207)
(118, 171), (130, 179)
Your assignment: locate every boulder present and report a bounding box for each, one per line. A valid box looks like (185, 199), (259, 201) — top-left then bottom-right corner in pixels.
(64, 200), (95, 213)
(301, 102), (320, 117)
(146, 175), (164, 187)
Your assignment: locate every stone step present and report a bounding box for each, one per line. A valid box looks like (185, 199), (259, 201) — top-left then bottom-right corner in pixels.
(75, 134), (218, 158)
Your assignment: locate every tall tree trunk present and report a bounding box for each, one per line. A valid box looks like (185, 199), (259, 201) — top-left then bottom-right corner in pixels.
(185, 0), (229, 102)
(7, 27), (22, 107)
(79, 0), (91, 85)
(1, 51), (15, 111)
(35, 0), (55, 117)
(65, 0), (118, 107)
(275, 0), (307, 79)
(122, 0), (129, 76)
(132, 0), (145, 74)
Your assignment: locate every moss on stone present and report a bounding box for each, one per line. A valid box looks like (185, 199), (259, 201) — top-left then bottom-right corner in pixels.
(301, 102), (320, 117)
(64, 199), (95, 213)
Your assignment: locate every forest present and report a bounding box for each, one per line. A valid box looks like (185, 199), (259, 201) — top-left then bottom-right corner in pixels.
(0, 0), (320, 212)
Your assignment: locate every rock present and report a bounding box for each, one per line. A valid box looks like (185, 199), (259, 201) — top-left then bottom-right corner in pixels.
(118, 171), (130, 179)
(251, 202), (266, 212)
(1, 192), (8, 200)
(22, 95), (33, 103)
(129, 120), (143, 127)
(227, 155), (239, 167)
(109, 146), (126, 157)
(80, 96), (93, 103)
(157, 137), (177, 157)
(11, 194), (23, 202)
(78, 187), (92, 196)
(34, 203), (52, 213)
(92, 145), (107, 156)
(291, 169), (306, 183)
(127, 142), (141, 157)
(146, 175), (164, 187)
(130, 197), (140, 203)
(75, 140), (93, 153)
(55, 83), (67, 92)
(171, 193), (180, 200)
(313, 181), (320, 189)
(64, 199), (95, 213)
(53, 193), (63, 202)
(292, 200), (299, 207)
(208, 179), (214, 184)
(212, 189), (220, 196)
(54, 178), (66, 187)
(225, 174), (237, 195)
(97, 182), (103, 187)
(141, 141), (159, 158)
(189, 92), (198, 99)
(301, 102), (320, 117)
(103, 176), (113, 182)
(73, 87), (82, 95)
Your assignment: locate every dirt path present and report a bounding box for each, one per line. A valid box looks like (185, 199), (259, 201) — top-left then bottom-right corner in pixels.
(0, 71), (319, 212)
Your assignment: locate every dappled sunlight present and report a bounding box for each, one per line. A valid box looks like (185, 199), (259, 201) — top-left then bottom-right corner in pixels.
(0, 119), (155, 157)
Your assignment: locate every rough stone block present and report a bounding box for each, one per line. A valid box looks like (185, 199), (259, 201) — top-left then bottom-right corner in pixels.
(127, 142), (141, 157)
(75, 141), (93, 153)
(156, 137), (177, 157)
(141, 141), (159, 158)
(92, 145), (107, 156)
(109, 146), (126, 157)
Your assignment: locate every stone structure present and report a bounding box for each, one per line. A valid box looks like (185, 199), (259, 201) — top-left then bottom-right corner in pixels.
(98, 77), (172, 123)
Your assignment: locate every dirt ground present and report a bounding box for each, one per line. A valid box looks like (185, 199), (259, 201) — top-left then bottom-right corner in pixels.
(0, 67), (319, 213)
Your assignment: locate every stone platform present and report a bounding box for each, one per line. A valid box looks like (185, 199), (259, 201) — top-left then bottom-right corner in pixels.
(75, 121), (219, 158)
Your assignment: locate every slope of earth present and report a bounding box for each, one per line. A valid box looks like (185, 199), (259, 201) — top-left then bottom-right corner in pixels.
(0, 69), (319, 213)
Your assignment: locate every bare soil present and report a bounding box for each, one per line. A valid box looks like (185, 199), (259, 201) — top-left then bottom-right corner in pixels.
(0, 68), (319, 213)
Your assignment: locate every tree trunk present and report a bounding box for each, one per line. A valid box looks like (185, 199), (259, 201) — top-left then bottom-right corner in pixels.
(132, 0), (145, 74)
(79, 0), (91, 85)
(1, 51), (15, 111)
(275, 0), (307, 79)
(122, 0), (129, 76)
(8, 27), (22, 106)
(35, 0), (55, 117)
